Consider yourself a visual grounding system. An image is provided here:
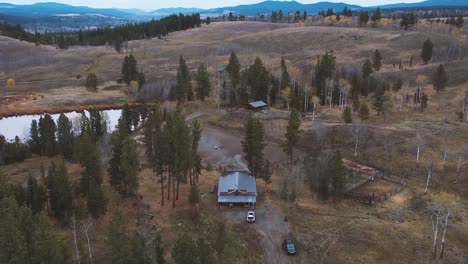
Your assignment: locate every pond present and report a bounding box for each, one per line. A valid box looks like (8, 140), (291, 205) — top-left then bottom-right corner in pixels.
(0, 109), (122, 141)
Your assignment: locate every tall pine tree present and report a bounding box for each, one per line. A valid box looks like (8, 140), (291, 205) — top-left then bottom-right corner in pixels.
(433, 64), (447, 93)
(196, 63), (211, 101)
(242, 116), (266, 178)
(284, 109), (301, 172)
(421, 38), (433, 64)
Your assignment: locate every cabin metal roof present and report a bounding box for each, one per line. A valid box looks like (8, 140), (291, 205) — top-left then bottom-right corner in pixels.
(248, 101), (267, 108)
(218, 171), (257, 203)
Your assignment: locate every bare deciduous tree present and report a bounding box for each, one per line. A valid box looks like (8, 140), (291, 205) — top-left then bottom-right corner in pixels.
(68, 214), (81, 264)
(414, 132), (423, 165)
(351, 121), (368, 157)
(439, 209), (450, 259)
(424, 160), (434, 195)
(431, 203), (441, 259)
(81, 218), (93, 264)
(441, 126), (449, 169)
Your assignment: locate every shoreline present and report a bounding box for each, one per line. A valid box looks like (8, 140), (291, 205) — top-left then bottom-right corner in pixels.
(0, 102), (142, 119)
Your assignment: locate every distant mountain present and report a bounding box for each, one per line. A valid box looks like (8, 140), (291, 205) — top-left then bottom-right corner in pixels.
(205, 1), (361, 16)
(0, 0), (466, 32)
(150, 7), (205, 16)
(0, 2), (140, 19)
(378, 0), (468, 9)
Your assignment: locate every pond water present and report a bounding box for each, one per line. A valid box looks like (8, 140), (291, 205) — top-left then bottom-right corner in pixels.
(0, 109), (122, 141)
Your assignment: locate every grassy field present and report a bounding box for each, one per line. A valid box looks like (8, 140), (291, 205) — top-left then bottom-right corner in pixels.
(1, 21), (468, 263)
(1, 21), (467, 116)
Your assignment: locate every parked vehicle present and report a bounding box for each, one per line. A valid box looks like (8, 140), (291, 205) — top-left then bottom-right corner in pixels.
(282, 239), (296, 255)
(246, 211), (256, 223)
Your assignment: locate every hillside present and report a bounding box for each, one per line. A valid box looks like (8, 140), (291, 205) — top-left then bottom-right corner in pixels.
(1, 18), (468, 264)
(1, 21), (466, 116)
(1, 0), (467, 31)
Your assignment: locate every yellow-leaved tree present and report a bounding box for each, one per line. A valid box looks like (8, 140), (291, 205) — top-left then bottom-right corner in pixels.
(7, 78), (15, 88)
(130, 80), (139, 90)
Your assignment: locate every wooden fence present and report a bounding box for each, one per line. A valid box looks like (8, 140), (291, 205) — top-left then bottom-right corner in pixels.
(345, 174), (408, 206)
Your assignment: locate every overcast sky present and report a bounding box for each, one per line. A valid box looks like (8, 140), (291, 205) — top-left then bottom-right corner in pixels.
(6, 0), (425, 10)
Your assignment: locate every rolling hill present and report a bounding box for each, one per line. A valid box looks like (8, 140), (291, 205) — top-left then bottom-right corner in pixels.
(0, 0), (466, 32)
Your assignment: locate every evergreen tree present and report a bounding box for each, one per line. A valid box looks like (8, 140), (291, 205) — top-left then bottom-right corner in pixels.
(227, 52), (241, 105)
(89, 110), (107, 138)
(0, 198), (69, 264)
(433, 64), (447, 93)
(38, 114), (56, 156)
(173, 234), (197, 264)
(328, 151), (346, 202)
(350, 74), (361, 96)
(108, 111), (131, 193)
(362, 59), (373, 79)
(120, 137), (139, 196)
(421, 38), (433, 64)
(81, 144), (106, 218)
(130, 232), (149, 264)
(342, 106), (352, 123)
(421, 92), (429, 111)
(196, 239), (215, 264)
(315, 51), (336, 104)
(191, 120), (202, 184)
(26, 175), (47, 214)
(245, 57), (270, 103)
(122, 56), (130, 84)
(137, 72), (146, 90)
(196, 63), (211, 101)
(143, 106), (166, 205)
(85, 73), (98, 92)
(214, 220), (227, 263)
(280, 56), (291, 91)
(284, 109), (301, 170)
(122, 55), (139, 85)
(359, 103), (370, 120)
(242, 116), (266, 178)
(108, 213), (132, 264)
(174, 56), (193, 102)
(57, 114), (74, 159)
(372, 49), (382, 72)
(358, 11), (369, 26)
(46, 161), (73, 222)
(400, 13), (417, 30)
(372, 87), (386, 116)
(29, 119), (41, 154)
(259, 159), (273, 186)
(167, 110), (192, 208)
(152, 232), (165, 264)
(370, 8), (382, 24)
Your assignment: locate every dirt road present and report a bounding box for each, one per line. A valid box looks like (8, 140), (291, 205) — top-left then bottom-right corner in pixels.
(198, 125), (287, 170)
(223, 206), (296, 264)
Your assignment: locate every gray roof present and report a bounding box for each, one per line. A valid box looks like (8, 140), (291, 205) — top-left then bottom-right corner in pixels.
(218, 171), (257, 203)
(249, 101), (267, 108)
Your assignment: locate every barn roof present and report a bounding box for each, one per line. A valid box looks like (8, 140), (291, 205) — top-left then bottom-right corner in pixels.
(248, 101), (267, 108)
(218, 171), (257, 203)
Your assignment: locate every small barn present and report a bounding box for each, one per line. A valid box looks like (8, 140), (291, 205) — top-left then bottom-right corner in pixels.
(247, 100), (268, 111)
(217, 171), (257, 208)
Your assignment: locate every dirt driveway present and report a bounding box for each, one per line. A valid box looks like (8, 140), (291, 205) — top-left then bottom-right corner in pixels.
(198, 125), (287, 170)
(223, 205), (297, 264)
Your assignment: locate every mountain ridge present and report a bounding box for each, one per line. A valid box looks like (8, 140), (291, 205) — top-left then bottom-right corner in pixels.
(0, 0), (465, 32)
